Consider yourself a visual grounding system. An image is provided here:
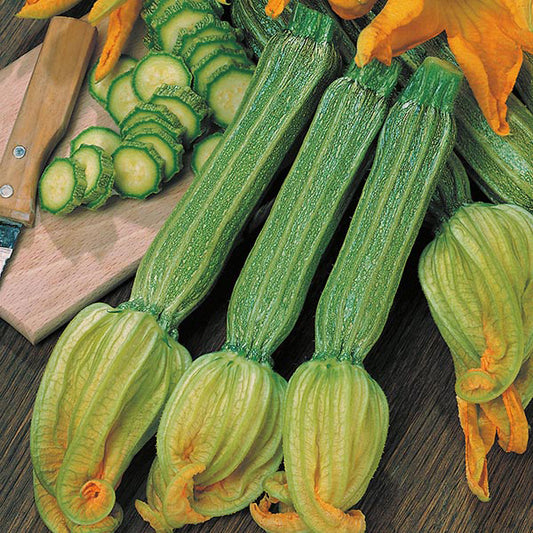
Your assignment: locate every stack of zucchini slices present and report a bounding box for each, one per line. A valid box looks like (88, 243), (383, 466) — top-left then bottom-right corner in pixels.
(39, 0), (255, 213)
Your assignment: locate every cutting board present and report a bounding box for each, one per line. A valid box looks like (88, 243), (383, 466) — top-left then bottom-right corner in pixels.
(0, 18), (194, 344)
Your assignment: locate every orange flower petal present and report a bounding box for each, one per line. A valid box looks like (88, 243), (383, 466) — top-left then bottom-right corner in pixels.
(16, 0), (83, 18)
(265, 0), (291, 19)
(250, 495), (310, 533)
(328, 0), (378, 20)
(88, 0), (129, 24)
(457, 397), (495, 501)
(93, 0), (141, 82)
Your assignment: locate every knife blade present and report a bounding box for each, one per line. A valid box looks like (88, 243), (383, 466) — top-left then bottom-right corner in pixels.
(0, 16), (96, 280)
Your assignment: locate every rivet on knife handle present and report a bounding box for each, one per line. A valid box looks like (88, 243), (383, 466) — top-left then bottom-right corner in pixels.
(0, 16), (96, 227)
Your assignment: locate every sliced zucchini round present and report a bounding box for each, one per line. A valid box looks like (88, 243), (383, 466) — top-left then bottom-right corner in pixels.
(112, 142), (164, 199)
(39, 158), (87, 215)
(205, 64), (254, 127)
(120, 102), (184, 133)
(88, 55), (137, 106)
(132, 52), (192, 101)
(70, 127), (121, 156)
(122, 118), (186, 145)
(191, 131), (223, 175)
(71, 144), (115, 206)
(106, 70), (142, 124)
(183, 35), (243, 69)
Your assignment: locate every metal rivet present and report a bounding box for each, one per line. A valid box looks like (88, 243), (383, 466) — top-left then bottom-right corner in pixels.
(0, 184), (14, 198)
(13, 145), (26, 159)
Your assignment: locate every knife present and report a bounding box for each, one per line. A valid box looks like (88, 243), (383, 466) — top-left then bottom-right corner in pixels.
(0, 16), (96, 278)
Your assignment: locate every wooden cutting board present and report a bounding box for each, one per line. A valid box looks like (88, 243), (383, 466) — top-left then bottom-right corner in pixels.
(0, 18), (194, 345)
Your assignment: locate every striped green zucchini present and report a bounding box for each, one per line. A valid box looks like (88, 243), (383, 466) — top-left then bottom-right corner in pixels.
(129, 3), (342, 332)
(136, 58), (400, 531)
(31, 5), (340, 531)
(517, 52), (533, 112)
(252, 58), (463, 533)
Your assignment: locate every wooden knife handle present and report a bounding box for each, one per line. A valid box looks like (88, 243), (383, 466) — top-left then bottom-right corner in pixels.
(0, 17), (96, 226)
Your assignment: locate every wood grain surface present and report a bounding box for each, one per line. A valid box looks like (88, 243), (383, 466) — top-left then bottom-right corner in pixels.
(0, 13), (194, 344)
(0, 2), (532, 533)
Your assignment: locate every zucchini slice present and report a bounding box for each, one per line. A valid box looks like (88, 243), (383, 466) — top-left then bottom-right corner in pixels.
(132, 52), (192, 101)
(88, 55), (137, 106)
(144, 0), (223, 28)
(113, 142), (164, 199)
(150, 85), (210, 145)
(192, 50), (252, 97)
(39, 158), (87, 215)
(172, 16), (238, 58)
(205, 65), (254, 127)
(183, 35), (243, 69)
(191, 131), (223, 175)
(70, 127), (121, 155)
(154, 5), (214, 52)
(107, 70), (142, 124)
(122, 118), (186, 144)
(71, 145), (115, 207)
(125, 130), (185, 180)
(120, 102), (184, 133)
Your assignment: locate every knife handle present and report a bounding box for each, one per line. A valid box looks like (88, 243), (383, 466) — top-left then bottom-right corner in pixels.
(0, 17), (96, 227)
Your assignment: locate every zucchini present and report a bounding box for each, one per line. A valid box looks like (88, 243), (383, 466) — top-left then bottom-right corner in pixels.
(125, 129), (184, 180)
(253, 58), (463, 533)
(145, 0), (223, 29)
(182, 35), (244, 69)
(153, 4), (219, 52)
(106, 70), (142, 124)
(205, 64), (255, 127)
(71, 145), (115, 207)
(150, 85), (210, 144)
(122, 118), (186, 144)
(112, 141), (164, 199)
(191, 131), (223, 175)
(132, 52), (192, 101)
(172, 16), (238, 58)
(192, 49), (252, 97)
(70, 126), (121, 156)
(137, 57), (398, 532)
(88, 55), (137, 106)
(120, 102), (185, 133)
(39, 158), (87, 215)
(130, 2), (342, 333)
(516, 52), (533, 112)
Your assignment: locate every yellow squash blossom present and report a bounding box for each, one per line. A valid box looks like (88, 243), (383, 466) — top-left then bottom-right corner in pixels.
(355, 0), (533, 135)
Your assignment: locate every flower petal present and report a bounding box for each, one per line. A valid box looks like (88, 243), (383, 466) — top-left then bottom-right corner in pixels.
(88, 0), (129, 24)
(265, 0), (291, 19)
(250, 495), (310, 533)
(16, 0), (83, 18)
(94, 0), (142, 82)
(328, 0), (378, 21)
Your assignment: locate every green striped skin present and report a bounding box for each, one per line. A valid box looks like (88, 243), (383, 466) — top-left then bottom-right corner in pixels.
(254, 59), (463, 533)
(135, 59), (399, 530)
(516, 52), (533, 113)
(226, 59), (400, 364)
(31, 304), (191, 529)
(129, 4), (342, 335)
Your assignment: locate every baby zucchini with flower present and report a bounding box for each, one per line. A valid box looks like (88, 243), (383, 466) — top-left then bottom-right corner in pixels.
(419, 159), (533, 501)
(252, 57), (463, 533)
(136, 58), (399, 531)
(31, 4), (341, 531)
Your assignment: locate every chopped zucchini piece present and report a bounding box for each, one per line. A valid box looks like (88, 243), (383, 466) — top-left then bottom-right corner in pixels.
(144, 0), (223, 27)
(125, 129), (184, 180)
(106, 70), (142, 124)
(113, 141), (164, 199)
(71, 144), (115, 207)
(192, 50), (252, 96)
(70, 127), (121, 156)
(122, 118), (186, 144)
(183, 35), (243, 69)
(88, 55), (137, 106)
(39, 158), (87, 215)
(172, 16), (238, 58)
(120, 102), (184, 133)
(205, 65), (254, 127)
(132, 52), (192, 101)
(155, 5), (213, 52)
(151, 85), (210, 145)
(191, 131), (223, 175)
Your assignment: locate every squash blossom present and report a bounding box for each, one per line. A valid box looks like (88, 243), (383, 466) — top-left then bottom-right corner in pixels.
(16, 0), (141, 82)
(135, 350), (286, 531)
(30, 304), (191, 530)
(419, 175), (533, 500)
(355, 0), (533, 135)
(251, 359), (388, 533)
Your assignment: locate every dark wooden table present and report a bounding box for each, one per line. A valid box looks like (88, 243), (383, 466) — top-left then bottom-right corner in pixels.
(1, 2), (532, 532)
